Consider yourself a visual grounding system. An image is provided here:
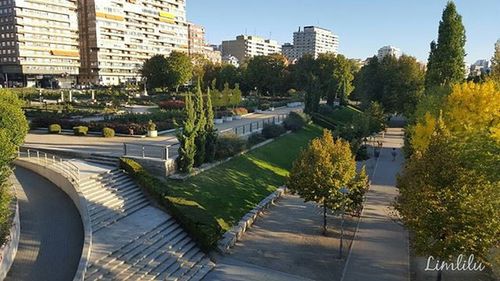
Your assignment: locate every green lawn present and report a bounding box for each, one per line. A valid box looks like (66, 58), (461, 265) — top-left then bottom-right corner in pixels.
(165, 124), (323, 231)
(325, 106), (364, 124)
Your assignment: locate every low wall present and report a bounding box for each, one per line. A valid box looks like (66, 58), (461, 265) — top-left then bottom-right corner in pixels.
(14, 159), (92, 281)
(0, 176), (21, 280)
(124, 156), (176, 177)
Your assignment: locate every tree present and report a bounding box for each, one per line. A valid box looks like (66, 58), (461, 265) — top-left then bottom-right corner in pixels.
(191, 53), (210, 82)
(396, 122), (499, 271)
(193, 81), (206, 167)
(166, 51), (193, 92)
(0, 90), (29, 147)
(204, 88), (217, 163)
(287, 130), (357, 235)
(425, 1), (466, 88)
(490, 40), (500, 85)
(294, 55), (320, 113)
(176, 93), (197, 173)
(140, 55), (168, 90)
(245, 54), (287, 95)
(347, 165), (369, 215)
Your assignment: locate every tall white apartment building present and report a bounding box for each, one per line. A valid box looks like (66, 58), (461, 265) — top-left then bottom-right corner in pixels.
(377, 45), (401, 61)
(221, 35), (281, 64)
(0, 0), (80, 87)
(78, 0), (189, 86)
(282, 26), (339, 62)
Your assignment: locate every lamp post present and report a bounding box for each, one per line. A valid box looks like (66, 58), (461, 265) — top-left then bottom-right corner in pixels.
(339, 186), (349, 259)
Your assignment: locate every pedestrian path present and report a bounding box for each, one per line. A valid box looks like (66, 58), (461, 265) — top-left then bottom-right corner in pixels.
(6, 167), (83, 281)
(341, 127), (409, 281)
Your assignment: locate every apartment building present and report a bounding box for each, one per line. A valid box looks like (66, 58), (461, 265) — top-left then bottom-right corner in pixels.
(188, 22), (221, 64)
(78, 0), (189, 86)
(377, 45), (401, 61)
(0, 0), (80, 87)
(282, 26), (339, 62)
(221, 35), (281, 63)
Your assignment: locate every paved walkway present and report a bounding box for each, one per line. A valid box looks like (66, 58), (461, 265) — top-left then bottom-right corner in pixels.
(341, 127), (409, 281)
(6, 167), (84, 281)
(24, 107), (300, 157)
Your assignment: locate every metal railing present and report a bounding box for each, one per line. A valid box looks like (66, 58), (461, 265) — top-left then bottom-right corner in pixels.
(17, 148), (80, 183)
(123, 142), (179, 161)
(220, 113), (288, 136)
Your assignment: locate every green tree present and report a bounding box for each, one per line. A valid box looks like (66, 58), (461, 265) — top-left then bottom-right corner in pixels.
(294, 55), (320, 113)
(140, 54), (168, 91)
(191, 53), (210, 82)
(396, 122), (499, 270)
(0, 90), (29, 147)
(166, 51), (193, 92)
(287, 130), (357, 235)
(193, 81), (207, 167)
(425, 1), (466, 88)
(204, 88), (217, 163)
(347, 165), (369, 215)
(246, 54), (287, 95)
(176, 93), (197, 173)
(490, 40), (500, 85)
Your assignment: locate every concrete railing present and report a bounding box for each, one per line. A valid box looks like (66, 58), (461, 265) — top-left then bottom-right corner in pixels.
(0, 175), (21, 280)
(17, 148), (80, 183)
(14, 157), (91, 281)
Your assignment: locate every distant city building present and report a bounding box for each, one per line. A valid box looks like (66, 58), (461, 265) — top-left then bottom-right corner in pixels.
(469, 59), (491, 77)
(221, 35), (281, 63)
(0, 0), (80, 88)
(78, 0), (189, 86)
(282, 26), (339, 62)
(188, 23), (221, 64)
(377, 46), (402, 61)
(222, 55), (240, 68)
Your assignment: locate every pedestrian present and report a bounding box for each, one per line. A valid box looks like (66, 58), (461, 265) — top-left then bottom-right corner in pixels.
(391, 148), (397, 161)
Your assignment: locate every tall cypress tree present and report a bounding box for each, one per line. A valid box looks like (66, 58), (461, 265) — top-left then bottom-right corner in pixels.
(490, 40), (500, 84)
(193, 80), (206, 167)
(176, 93), (197, 173)
(204, 87), (217, 163)
(425, 1), (466, 89)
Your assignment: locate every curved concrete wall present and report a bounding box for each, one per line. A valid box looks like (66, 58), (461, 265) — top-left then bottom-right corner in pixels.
(14, 159), (91, 281)
(0, 176), (20, 281)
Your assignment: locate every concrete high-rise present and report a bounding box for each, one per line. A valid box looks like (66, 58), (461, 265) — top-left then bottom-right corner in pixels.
(188, 22), (221, 64)
(377, 45), (401, 61)
(282, 26), (339, 62)
(0, 0), (80, 87)
(222, 35), (281, 64)
(78, 0), (189, 86)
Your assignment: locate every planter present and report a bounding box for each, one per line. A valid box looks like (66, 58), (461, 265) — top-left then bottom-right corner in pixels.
(147, 130), (158, 138)
(223, 116), (233, 122)
(233, 115), (242, 120)
(214, 118), (224, 124)
(269, 107), (275, 111)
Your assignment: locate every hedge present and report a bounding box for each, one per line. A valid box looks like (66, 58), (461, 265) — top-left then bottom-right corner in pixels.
(284, 112), (310, 132)
(119, 158), (222, 251)
(262, 124), (286, 139)
(73, 126), (89, 136)
(48, 124), (62, 134)
(102, 127), (115, 138)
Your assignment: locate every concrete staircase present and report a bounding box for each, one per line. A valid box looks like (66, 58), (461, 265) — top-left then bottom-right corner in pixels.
(79, 169), (214, 280)
(85, 154), (120, 167)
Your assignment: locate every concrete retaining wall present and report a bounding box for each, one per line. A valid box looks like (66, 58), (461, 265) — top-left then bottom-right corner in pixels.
(124, 156), (176, 177)
(0, 176), (21, 280)
(14, 159), (91, 281)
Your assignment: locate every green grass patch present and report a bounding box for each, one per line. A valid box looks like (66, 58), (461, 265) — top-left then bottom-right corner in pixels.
(166, 124), (323, 231)
(325, 106), (364, 124)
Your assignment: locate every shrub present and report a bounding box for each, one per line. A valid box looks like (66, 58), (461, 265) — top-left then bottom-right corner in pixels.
(232, 107), (248, 116)
(158, 100), (185, 110)
(215, 133), (246, 160)
(258, 103), (271, 111)
(119, 158), (222, 250)
(247, 133), (267, 147)
(262, 124), (286, 139)
(73, 126), (89, 136)
(102, 127), (115, 138)
(48, 124), (62, 134)
(147, 120), (156, 131)
(284, 112), (310, 132)
(355, 145), (369, 161)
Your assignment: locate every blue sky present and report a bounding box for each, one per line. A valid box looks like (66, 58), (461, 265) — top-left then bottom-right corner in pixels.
(187, 0), (500, 64)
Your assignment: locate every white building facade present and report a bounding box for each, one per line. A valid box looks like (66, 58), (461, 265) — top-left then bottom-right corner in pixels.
(282, 26), (339, 62)
(377, 45), (402, 61)
(221, 35), (281, 64)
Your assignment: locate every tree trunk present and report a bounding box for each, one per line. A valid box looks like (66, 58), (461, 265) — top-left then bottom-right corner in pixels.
(323, 201), (327, 236)
(437, 269), (442, 281)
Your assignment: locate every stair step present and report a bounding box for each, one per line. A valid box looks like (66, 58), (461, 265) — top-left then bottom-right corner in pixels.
(186, 258), (215, 281)
(155, 242), (200, 281)
(85, 222), (176, 277)
(86, 181), (137, 202)
(169, 249), (205, 280)
(89, 191), (145, 220)
(80, 173), (128, 190)
(92, 200), (149, 232)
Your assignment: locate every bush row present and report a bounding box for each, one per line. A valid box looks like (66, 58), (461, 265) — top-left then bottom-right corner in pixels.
(120, 158), (222, 251)
(49, 124), (115, 137)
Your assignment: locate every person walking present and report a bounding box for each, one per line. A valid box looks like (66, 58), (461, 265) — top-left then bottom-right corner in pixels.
(391, 148), (397, 161)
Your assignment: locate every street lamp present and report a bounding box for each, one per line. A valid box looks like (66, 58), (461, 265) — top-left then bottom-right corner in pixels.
(339, 186), (349, 259)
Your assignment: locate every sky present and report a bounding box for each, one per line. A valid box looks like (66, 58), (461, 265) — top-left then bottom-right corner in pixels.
(187, 0), (500, 64)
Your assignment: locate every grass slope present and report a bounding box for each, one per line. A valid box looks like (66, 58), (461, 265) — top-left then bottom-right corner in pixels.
(166, 124), (323, 231)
